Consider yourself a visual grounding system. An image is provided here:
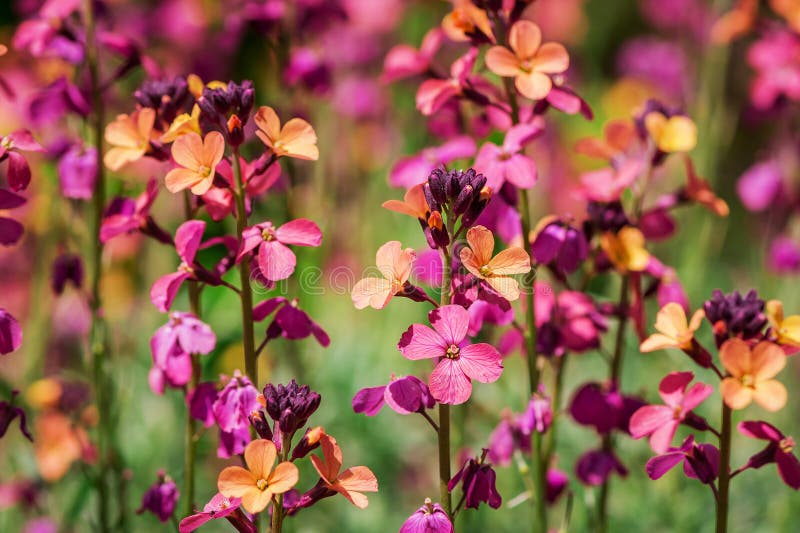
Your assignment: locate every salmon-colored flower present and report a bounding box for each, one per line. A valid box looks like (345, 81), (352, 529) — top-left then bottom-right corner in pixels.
(710, 0), (757, 44)
(720, 339), (787, 412)
(164, 131), (225, 195)
(485, 20), (569, 101)
(600, 227), (650, 273)
(352, 241), (416, 310)
(460, 225), (531, 301)
(217, 439), (299, 514)
(575, 120), (636, 161)
(684, 157), (729, 216)
(34, 412), (92, 482)
(441, 0), (494, 42)
(104, 108), (156, 171)
(381, 184), (428, 221)
(640, 303), (705, 352)
(766, 300), (800, 347)
(310, 434), (378, 509)
(254, 106), (318, 161)
(772, 0), (800, 33)
(643, 111), (697, 153)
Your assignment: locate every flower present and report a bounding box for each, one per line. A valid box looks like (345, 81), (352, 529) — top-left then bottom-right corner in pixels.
(769, 236), (800, 274)
(473, 122), (541, 189)
(575, 449), (627, 486)
(383, 28), (444, 83)
(683, 157), (729, 216)
(148, 312), (216, 394)
(441, 0), (494, 42)
(530, 216), (588, 275)
(389, 136), (476, 188)
(261, 380), (321, 436)
(703, 289), (767, 340)
(416, 48), (478, 116)
(382, 184), (428, 221)
(254, 106), (318, 160)
(629, 372), (712, 453)
(645, 435), (719, 484)
(237, 219), (322, 282)
(485, 20), (569, 101)
(766, 300), (800, 347)
(352, 241), (416, 310)
(398, 304), (503, 404)
(736, 160), (782, 213)
(460, 226), (531, 301)
(213, 372), (260, 434)
(103, 108), (156, 171)
(178, 494), (249, 533)
(569, 381), (645, 436)
(643, 110), (697, 153)
(448, 456), (502, 510)
(352, 375), (435, 416)
(0, 189), (25, 245)
(399, 499), (453, 533)
(310, 434), (378, 508)
(217, 439), (299, 514)
(150, 220), (207, 312)
(0, 130), (44, 191)
(164, 131), (225, 195)
(100, 178), (166, 243)
(424, 167), (491, 231)
(640, 303), (705, 352)
(253, 297), (330, 347)
(546, 468), (570, 505)
(51, 253), (83, 295)
(738, 420), (800, 490)
(0, 308), (23, 355)
(34, 412), (91, 481)
(136, 470), (179, 523)
(600, 226), (650, 272)
(720, 339), (787, 411)
(0, 390), (32, 441)
(747, 29), (800, 110)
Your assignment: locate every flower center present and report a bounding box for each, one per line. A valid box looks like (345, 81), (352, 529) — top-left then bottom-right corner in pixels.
(452, 9), (474, 32)
(780, 437), (795, 454)
(178, 261), (194, 274)
(1, 137), (12, 150)
(741, 374), (755, 388)
(672, 405), (683, 419)
(197, 164), (211, 178)
(519, 59), (534, 73)
(446, 344), (460, 359)
(479, 264), (493, 277)
(256, 478), (269, 491)
(261, 228), (276, 241)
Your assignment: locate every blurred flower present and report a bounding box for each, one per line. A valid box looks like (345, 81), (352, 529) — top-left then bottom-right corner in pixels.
(460, 225), (531, 301)
(399, 499), (453, 533)
(645, 435), (719, 484)
(135, 76), (193, 130)
(474, 122), (541, 189)
(352, 241), (416, 310)
(448, 455), (501, 510)
(22, 518), (57, 533)
(179, 493), (248, 533)
(643, 111), (697, 153)
(600, 227), (650, 273)
(34, 412), (91, 481)
(569, 381), (644, 435)
(198, 80), (255, 145)
(0, 189), (25, 245)
(1, 130), (44, 191)
(213, 372), (259, 434)
(630, 372), (712, 453)
(237, 219), (322, 282)
(703, 289), (767, 341)
(738, 420), (800, 490)
(683, 157), (729, 216)
(575, 449), (627, 486)
(579, 160), (642, 203)
(262, 380), (321, 436)
(12, 0), (83, 63)
(165, 131), (225, 195)
(352, 375), (435, 416)
(0, 308), (23, 355)
(747, 29), (800, 110)
(103, 108), (156, 171)
(441, 0), (494, 42)
(254, 106), (319, 160)
(416, 48), (478, 116)
(769, 236), (800, 274)
(736, 160), (782, 212)
(398, 304), (503, 405)
(253, 297), (330, 347)
(310, 434), (378, 508)
(0, 391), (32, 441)
(530, 216), (588, 275)
(389, 136), (476, 188)
(188, 382), (218, 428)
(57, 143), (97, 200)
(383, 28), (444, 83)
(218, 439), (299, 514)
(546, 467), (569, 504)
(640, 303), (704, 352)
(284, 47), (331, 95)
(161, 105), (202, 144)
(766, 300), (800, 347)
(617, 38), (688, 102)
(720, 339), (787, 411)
(485, 20), (569, 101)
(100, 178), (169, 244)
(521, 393), (553, 435)
(51, 252), (83, 295)
(137, 470), (179, 523)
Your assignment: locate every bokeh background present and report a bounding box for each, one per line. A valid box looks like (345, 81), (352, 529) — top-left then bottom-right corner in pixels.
(1, 0), (799, 531)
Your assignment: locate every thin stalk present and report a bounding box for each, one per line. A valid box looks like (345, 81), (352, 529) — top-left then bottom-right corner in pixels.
(716, 403), (732, 533)
(183, 193), (201, 517)
(232, 151), (257, 383)
(271, 433), (292, 533)
(438, 230), (453, 520)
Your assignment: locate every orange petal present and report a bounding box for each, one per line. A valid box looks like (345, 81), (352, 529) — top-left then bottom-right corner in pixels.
(509, 20), (542, 59)
(605, 120), (636, 152)
(375, 241), (402, 280)
(485, 46), (521, 77)
(338, 466), (378, 493)
(334, 485), (370, 509)
(465, 226), (495, 266)
(653, 303), (688, 339)
(688, 309), (706, 333)
(171, 132), (203, 170)
(393, 247), (417, 283)
(137, 107), (156, 140)
(165, 168), (201, 194)
(254, 106), (281, 144)
(241, 489), (272, 514)
(639, 333), (678, 353)
(459, 247), (483, 279)
(105, 114), (140, 149)
(104, 147), (144, 171)
(488, 246), (531, 275)
(244, 439), (277, 480)
(351, 277), (395, 310)
(750, 341), (786, 381)
(486, 276), (521, 301)
(533, 42), (569, 73)
(515, 71), (552, 100)
(268, 461), (300, 494)
(720, 378), (753, 410)
(719, 338), (752, 377)
(189, 177), (214, 196)
(310, 434), (342, 483)
(218, 466), (256, 498)
(202, 131), (226, 169)
(752, 380), (788, 412)
(279, 118), (319, 160)
(382, 199), (421, 218)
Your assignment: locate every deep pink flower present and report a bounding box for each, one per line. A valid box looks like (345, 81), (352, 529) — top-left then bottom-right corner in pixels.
(148, 313), (216, 394)
(253, 297), (330, 346)
(645, 435), (719, 484)
(738, 420), (800, 490)
(769, 236), (800, 274)
(389, 136), (477, 188)
(352, 375), (435, 416)
(205, 155), (281, 221)
(57, 143), (97, 200)
(100, 178), (162, 243)
(736, 160), (782, 212)
(213, 372), (259, 434)
(237, 219), (322, 281)
(51, 252), (83, 295)
(178, 493), (250, 533)
(399, 499), (453, 533)
(747, 29), (800, 110)
(218, 425), (251, 459)
(187, 382), (218, 428)
(0, 390), (32, 441)
(0, 130), (44, 192)
(569, 381), (645, 436)
(383, 28), (443, 83)
(28, 77), (90, 125)
(398, 305), (503, 405)
(546, 468), (569, 504)
(0, 309), (23, 355)
(617, 37), (688, 101)
(13, 0), (83, 63)
(416, 48), (478, 116)
(579, 159), (643, 202)
(575, 449), (627, 486)
(630, 372), (712, 453)
(448, 457), (501, 510)
(150, 220), (207, 312)
(530, 217), (588, 275)
(474, 122), (542, 190)
(137, 470), (179, 523)
(0, 189), (25, 246)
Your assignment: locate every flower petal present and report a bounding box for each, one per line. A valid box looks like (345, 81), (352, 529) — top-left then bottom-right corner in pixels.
(485, 46), (520, 77)
(465, 226), (495, 267)
(171, 132), (203, 170)
(217, 466), (256, 498)
(398, 324), (445, 360)
(533, 42), (569, 73)
(751, 341), (786, 381)
(629, 405), (673, 439)
(351, 277), (395, 310)
(515, 71), (553, 101)
(509, 20), (542, 59)
(429, 358), (472, 405)
(719, 338), (752, 378)
(276, 218), (322, 247)
(720, 377), (753, 410)
(244, 439), (277, 480)
(458, 343), (503, 383)
(752, 380), (788, 412)
(258, 240), (297, 281)
(429, 305), (470, 345)
(488, 246), (531, 275)
(165, 168), (201, 194)
(486, 276), (521, 301)
(175, 220), (205, 264)
(268, 461), (299, 494)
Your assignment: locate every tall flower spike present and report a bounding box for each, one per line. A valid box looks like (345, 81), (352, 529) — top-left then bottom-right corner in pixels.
(485, 20), (570, 101)
(460, 225), (531, 301)
(310, 434), (378, 509)
(254, 106), (319, 161)
(164, 131), (225, 195)
(352, 241), (416, 310)
(720, 339), (787, 411)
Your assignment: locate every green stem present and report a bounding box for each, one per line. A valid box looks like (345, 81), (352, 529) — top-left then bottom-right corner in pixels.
(271, 433), (292, 533)
(438, 235), (453, 520)
(232, 151), (257, 383)
(183, 193), (201, 517)
(716, 403), (732, 533)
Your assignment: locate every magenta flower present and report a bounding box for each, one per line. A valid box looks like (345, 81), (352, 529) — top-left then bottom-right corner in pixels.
(148, 313), (216, 394)
(0, 308), (23, 355)
(252, 297), (330, 347)
(100, 178), (164, 243)
(747, 29), (800, 110)
(382, 28), (443, 83)
(616, 37), (688, 102)
(546, 468), (569, 504)
(399, 499), (453, 533)
(769, 236), (800, 274)
(630, 372), (712, 453)
(352, 375), (435, 416)
(569, 381), (645, 436)
(0, 390), (32, 441)
(416, 48), (478, 116)
(530, 217), (588, 275)
(645, 435), (719, 484)
(51, 252), (83, 295)
(389, 136), (477, 188)
(187, 382), (218, 428)
(150, 220), (209, 312)
(0, 189), (26, 246)
(398, 305), (503, 405)
(136, 470), (179, 523)
(0, 130), (44, 192)
(738, 420), (800, 490)
(237, 219), (322, 281)
(213, 372), (259, 434)
(179, 493), (252, 533)
(575, 449), (627, 486)
(218, 425), (251, 459)
(448, 456), (502, 510)
(57, 143), (97, 200)
(736, 160), (782, 212)
(474, 122), (541, 190)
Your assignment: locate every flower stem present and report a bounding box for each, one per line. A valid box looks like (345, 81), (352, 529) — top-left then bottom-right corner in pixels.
(232, 151), (257, 383)
(716, 403), (732, 533)
(271, 433), (292, 533)
(183, 192), (201, 517)
(438, 237), (453, 520)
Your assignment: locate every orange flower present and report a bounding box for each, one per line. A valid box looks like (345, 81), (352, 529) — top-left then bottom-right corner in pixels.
(766, 300), (800, 347)
(640, 303), (705, 352)
(574, 119), (636, 161)
(254, 106), (318, 160)
(217, 439), (299, 514)
(772, 0), (800, 33)
(164, 131), (225, 195)
(460, 225), (531, 301)
(442, 0), (494, 42)
(381, 184), (428, 221)
(485, 20), (569, 101)
(643, 111), (697, 153)
(600, 227), (650, 273)
(352, 241), (416, 310)
(103, 108), (156, 171)
(720, 339), (787, 412)
(34, 412), (92, 482)
(710, 0), (757, 44)
(684, 157), (729, 217)
(310, 434), (378, 509)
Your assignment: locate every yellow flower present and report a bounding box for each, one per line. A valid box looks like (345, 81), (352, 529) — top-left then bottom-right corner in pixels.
(767, 299), (800, 346)
(640, 303), (705, 352)
(644, 111), (697, 153)
(600, 227), (650, 272)
(160, 104), (201, 143)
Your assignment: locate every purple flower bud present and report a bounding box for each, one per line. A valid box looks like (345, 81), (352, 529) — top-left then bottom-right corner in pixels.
(703, 289), (767, 341)
(0, 308), (22, 355)
(263, 380), (321, 436)
(136, 470), (179, 523)
(586, 201), (629, 233)
(134, 76), (192, 128)
(51, 253), (83, 295)
(531, 219), (588, 274)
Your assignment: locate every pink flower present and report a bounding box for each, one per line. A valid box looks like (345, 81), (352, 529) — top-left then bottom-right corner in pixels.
(213, 372), (259, 434)
(352, 241), (416, 310)
(352, 375), (435, 416)
(473, 122), (542, 190)
(150, 220), (207, 312)
(738, 420), (800, 490)
(148, 312), (216, 394)
(100, 178), (161, 243)
(236, 219), (322, 281)
(747, 29), (800, 109)
(629, 372), (712, 453)
(389, 136), (476, 188)
(0, 130), (44, 192)
(398, 305), (503, 405)
(0, 308), (23, 355)
(178, 493), (251, 533)
(736, 160), (782, 212)
(399, 499), (453, 533)
(252, 297), (330, 347)
(382, 28), (444, 83)
(645, 435), (719, 484)
(416, 48), (477, 116)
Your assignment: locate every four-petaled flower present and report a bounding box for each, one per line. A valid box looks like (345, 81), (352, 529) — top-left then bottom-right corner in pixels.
(237, 219), (322, 282)
(398, 304), (503, 405)
(399, 498), (453, 533)
(474, 122), (541, 190)
(254, 106), (319, 160)
(165, 131), (225, 195)
(720, 339), (787, 412)
(738, 420), (800, 490)
(352, 241), (417, 310)
(310, 434), (378, 508)
(460, 225), (531, 302)
(104, 108), (156, 171)
(640, 303), (705, 352)
(217, 439), (299, 514)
